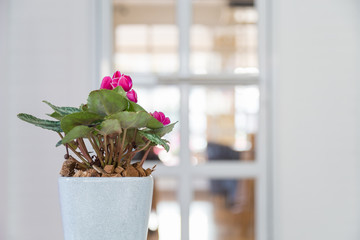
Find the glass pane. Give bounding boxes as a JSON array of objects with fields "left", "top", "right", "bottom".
[
  {"left": 113, "top": 0, "right": 178, "bottom": 73},
  {"left": 189, "top": 85, "right": 259, "bottom": 164},
  {"left": 134, "top": 86, "right": 180, "bottom": 166},
  {"left": 191, "top": 1, "right": 258, "bottom": 74},
  {"left": 190, "top": 178, "right": 255, "bottom": 240},
  {"left": 148, "top": 177, "right": 180, "bottom": 240}
]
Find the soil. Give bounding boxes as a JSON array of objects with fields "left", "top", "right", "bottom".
[{"left": 60, "top": 157, "right": 155, "bottom": 177}]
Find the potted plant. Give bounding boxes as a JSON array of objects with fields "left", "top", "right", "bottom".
[{"left": 17, "top": 71, "right": 177, "bottom": 240}]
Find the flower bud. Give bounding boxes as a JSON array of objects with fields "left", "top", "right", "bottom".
[
  {"left": 110, "top": 74, "right": 133, "bottom": 92},
  {"left": 100, "top": 76, "right": 113, "bottom": 90},
  {"left": 118, "top": 75, "right": 133, "bottom": 92},
  {"left": 126, "top": 89, "right": 138, "bottom": 103},
  {"left": 151, "top": 111, "right": 170, "bottom": 126},
  {"left": 112, "top": 71, "right": 121, "bottom": 79}
]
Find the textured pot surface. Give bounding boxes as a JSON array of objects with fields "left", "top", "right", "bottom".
[{"left": 58, "top": 176, "right": 153, "bottom": 240}]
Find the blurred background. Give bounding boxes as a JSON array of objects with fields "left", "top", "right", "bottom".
[{"left": 0, "top": 0, "right": 359, "bottom": 240}]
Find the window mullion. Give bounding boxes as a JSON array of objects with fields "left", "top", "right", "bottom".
[
  {"left": 177, "top": 0, "right": 192, "bottom": 240},
  {"left": 177, "top": 0, "right": 191, "bottom": 77},
  {"left": 179, "top": 82, "right": 192, "bottom": 240}
]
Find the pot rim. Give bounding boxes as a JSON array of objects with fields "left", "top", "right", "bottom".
[{"left": 58, "top": 175, "right": 153, "bottom": 183}]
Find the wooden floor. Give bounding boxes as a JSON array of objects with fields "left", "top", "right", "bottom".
[{"left": 148, "top": 179, "right": 255, "bottom": 240}]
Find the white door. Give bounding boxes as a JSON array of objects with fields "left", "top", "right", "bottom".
[{"left": 97, "top": 0, "right": 270, "bottom": 239}]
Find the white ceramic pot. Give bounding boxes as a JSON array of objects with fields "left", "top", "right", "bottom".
[{"left": 58, "top": 176, "right": 153, "bottom": 240}]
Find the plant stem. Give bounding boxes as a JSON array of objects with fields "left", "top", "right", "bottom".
[
  {"left": 97, "top": 135, "right": 103, "bottom": 150},
  {"left": 126, "top": 152, "right": 136, "bottom": 168},
  {"left": 88, "top": 136, "right": 104, "bottom": 167},
  {"left": 133, "top": 129, "right": 138, "bottom": 141},
  {"left": 134, "top": 141, "right": 151, "bottom": 155},
  {"left": 139, "top": 147, "right": 152, "bottom": 167},
  {"left": 77, "top": 138, "right": 93, "bottom": 163},
  {"left": 119, "top": 144, "right": 131, "bottom": 162},
  {"left": 125, "top": 141, "right": 151, "bottom": 167},
  {"left": 117, "top": 128, "right": 127, "bottom": 165},
  {"left": 57, "top": 133, "right": 91, "bottom": 168},
  {"left": 93, "top": 165, "right": 107, "bottom": 174},
  {"left": 76, "top": 161, "right": 89, "bottom": 169},
  {"left": 108, "top": 137, "right": 114, "bottom": 165},
  {"left": 68, "top": 145, "right": 91, "bottom": 168},
  {"left": 104, "top": 135, "right": 109, "bottom": 165}
]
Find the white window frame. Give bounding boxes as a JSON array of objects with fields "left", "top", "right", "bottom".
[{"left": 93, "top": 0, "right": 273, "bottom": 239}]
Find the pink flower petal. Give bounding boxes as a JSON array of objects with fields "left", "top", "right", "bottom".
[
  {"left": 151, "top": 111, "right": 171, "bottom": 126},
  {"left": 110, "top": 77, "right": 119, "bottom": 89},
  {"left": 163, "top": 117, "right": 170, "bottom": 125},
  {"left": 119, "top": 75, "right": 132, "bottom": 92},
  {"left": 100, "top": 76, "right": 113, "bottom": 90},
  {"left": 153, "top": 111, "right": 160, "bottom": 120},
  {"left": 113, "top": 71, "right": 121, "bottom": 78},
  {"left": 159, "top": 112, "right": 165, "bottom": 122},
  {"left": 126, "top": 89, "right": 138, "bottom": 103},
  {"left": 124, "top": 75, "right": 133, "bottom": 90}
]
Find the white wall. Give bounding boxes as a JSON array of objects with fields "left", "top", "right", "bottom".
[
  {"left": 0, "top": 0, "right": 10, "bottom": 239},
  {"left": 1, "top": 0, "right": 360, "bottom": 239},
  {"left": 271, "top": 0, "right": 360, "bottom": 240},
  {"left": 1, "top": 0, "right": 95, "bottom": 239}
]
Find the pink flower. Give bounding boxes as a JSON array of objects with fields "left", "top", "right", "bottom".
[
  {"left": 126, "top": 89, "right": 138, "bottom": 103},
  {"left": 113, "top": 70, "right": 121, "bottom": 79},
  {"left": 111, "top": 74, "right": 133, "bottom": 92},
  {"left": 100, "top": 76, "right": 113, "bottom": 90},
  {"left": 151, "top": 111, "right": 170, "bottom": 126},
  {"left": 100, "top": 71, "right": 133, "bottom": 92}
]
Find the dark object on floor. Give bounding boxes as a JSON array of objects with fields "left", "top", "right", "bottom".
[{"left": 207, "top": 142, "right": 241, "bottom": 208}]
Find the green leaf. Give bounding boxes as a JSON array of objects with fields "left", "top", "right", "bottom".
[
  {"left": 146, "top": 116, "right": 165, "bottom": 129},
  {"left": 60, "top": 112, "right": 103, "bottom": 134},
  {"left": 56, "top": 139, "right": 78, "bottom": 149},
  {"left": 99, "top": 119, "right": 122, "bottom": 135},
  {"left": 139, "top": 131, "right": 170, "bottom": 152},
  {"left": 124, "top": 128, "right": 145, "bottom": 146},
  {"left": 43, "top": 100, "right": 80, "bottom": 116},
  {"left": 17, "top": 113, "right": 62, "bottom": 132},
  {"left": 87, "top": 89, "right": 128, "bottom": 116},
  {"left": 80, "top": 104, "right": 88, "bottom": 111},
  {"left": 108, "top": 111, "right": 152, "bottom": 129},
  {"left": 113, "top": 86, "right": 127, "bottom": 96},
  {"left": 127, "top": 101, "right": 146, "bottom": 112},
  {"left": 47, "top": 112, "right": 63, "bottom": 120},
  {"left": 55, "top": 140, "right": 62, "bottom": 147},
  {"left": 149, "top": 121, "right": 178, "bottom": 137},
  {"left": 61, "top": 125, "right": 93, "bottom": 144},
  {"left": 112, "top": 86, "right": 146, "bottom": 112}
]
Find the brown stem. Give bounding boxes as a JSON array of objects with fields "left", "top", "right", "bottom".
[
  {"left": 88, "top": 136, "right": 104, "bottom": 167},
  {"left": 76, "top": 161, "right": 88, "bottom": 169},
  {"left": 121, "top": 144, "right": 131, "bottom": 157},
  {"left": 57, "top": 133, "right": 91, "bottom": 168},
  {"left": 126, "top": 152, "right": 136, "bottom": 168},
  {"left": 108, "top": 137, "right": 115, "bottom": 165},
  {"left": 117, "top": 128, "right": 127, "bottom": 165},
  {"left": 125, "top": 141, "right": 151, "bottom": 167},
  {"left": 139, "top": 147, "right": 152, "bottom": 167},
  {"left": 134, "top": 141, "right": 151, "bottom": 154},
  {"left": 114, "top": 133, "right": 121, "bottom": 156},
  {"left": 77, "top": 138, "right": 93, "bottom": 163},
  {"left": 133, "top": 129, "right": 138, "bottom": 141},
  {"left": 121, "top": 145, "right": 133, "bottom": 161},
  {"left": 93, "top": 165, "right": 107, "bottom": 174},
  {"left": 104, "top": 135, "right": 109, "bottom": 165},
  {"left": 65, "top": 144, "right": 69, "bottom": 156},
  {"left": 97, "top": 135, "right": 104, "bottom": 150},
  {"left": 68, "top": 145, "right": 91, "bottom": 168}
]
